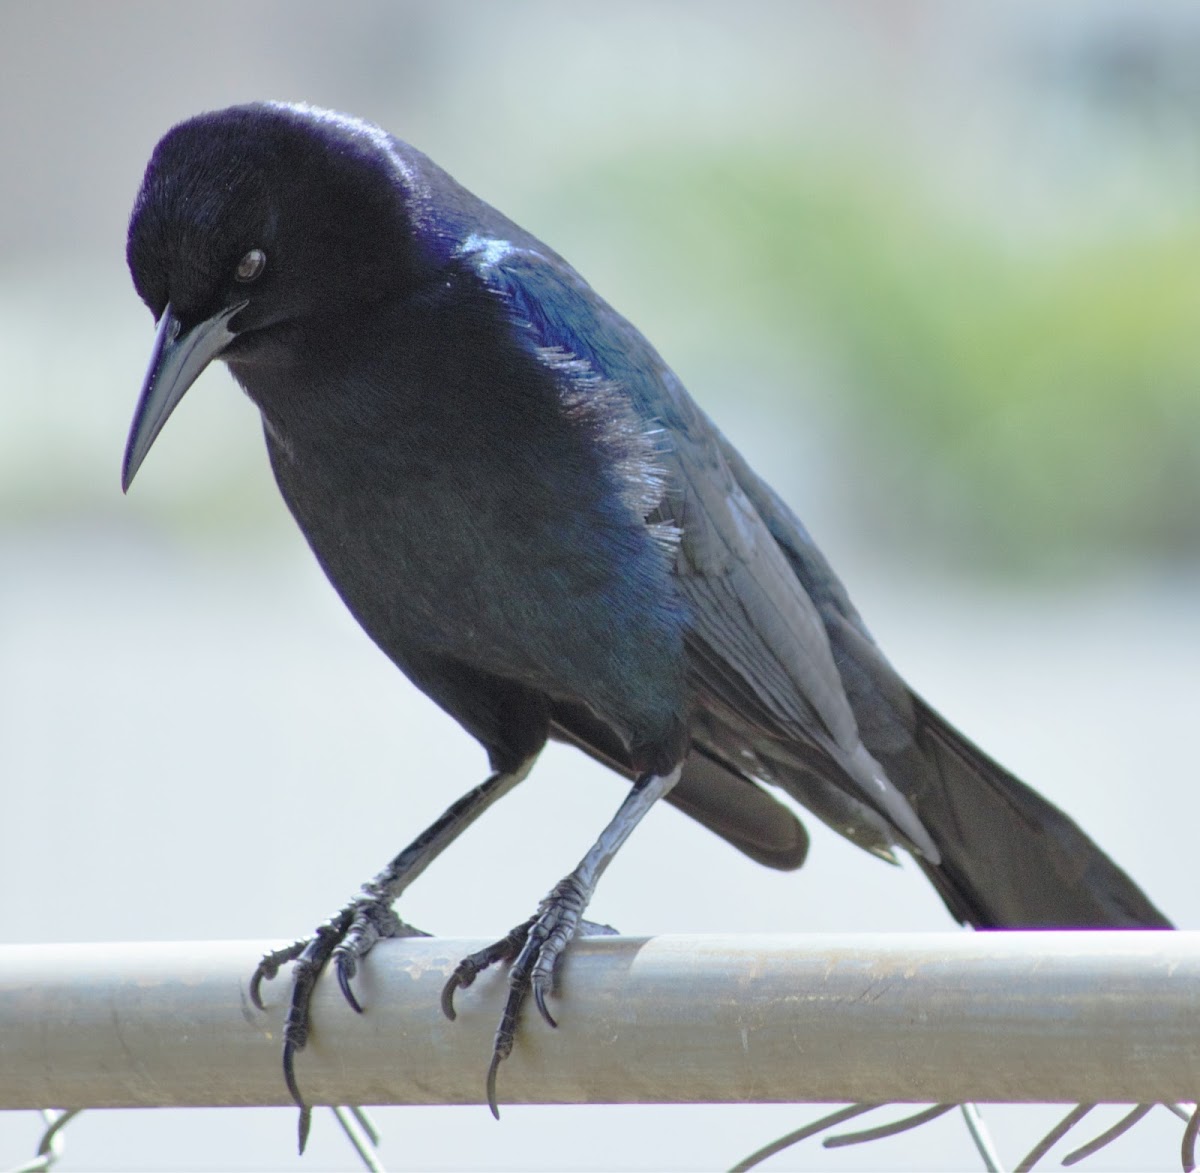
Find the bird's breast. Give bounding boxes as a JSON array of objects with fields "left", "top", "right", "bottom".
[{"left": 261, "top": 399, "right": 690, "bottom": 745}]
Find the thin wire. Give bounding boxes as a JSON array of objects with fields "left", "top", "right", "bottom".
[
  {"left": 1014, "top": 1103, "right": 1094, "bottom": 1173},
  {"left": 330, "top": 1106, "right": 385, "bottom": 1172},
  {"left": 959, "top": 1103, "right": 1006, "bottom": 1173},
  {"left": 823, "top": 1104, "right": 954, "bottom": 1147},
  {"left": 6, "top": 1109, "right": 82, "bottom": 1173},
  {"left": 1060, "top": 1104, "right": 1152, "bottom": 1167},
  {"left": 345, "top": 1105, "right": 381, "bottom": 1146},
  {"left": 1181, "top": 1103, "right": 1200, "bottom": 1173},
  {"left": 4, "top": 1100, "right": 1186, "bottom": 1172},
  {"left": 731, "top": 1103, "right": 990, "bottom": 1170},
  {"left": 728, "top": 1104, "right": 878, "bottom": 1172}
]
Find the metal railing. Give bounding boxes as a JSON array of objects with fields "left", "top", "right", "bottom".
[{"left": 2, "top": 932, "right": 1198, "bottom": 1168}]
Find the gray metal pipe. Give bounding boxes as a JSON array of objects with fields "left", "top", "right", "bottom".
[{"left": 0, "top": 933, "right": 1197, "bottom": 1110}]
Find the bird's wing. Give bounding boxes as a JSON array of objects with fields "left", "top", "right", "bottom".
[
  {"left": 468, "top": 238, "right": 936, "bottom": 859},
  {"left": 656, "top": 382, "right": 937, "bottom": 860},
  {"left": 716, "top": 436, "right": 1173, "bottom": 927}
]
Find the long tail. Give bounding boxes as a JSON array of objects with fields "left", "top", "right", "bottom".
[
  {"left": 717, "top": 431, "right": 1172, "bottom": 930},
  {"left": 890, "top": 693, "right": 1171, "bottom": 928}
]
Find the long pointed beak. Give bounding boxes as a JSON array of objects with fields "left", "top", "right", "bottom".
[{"left": 121, "top": 300, "right": 247, "bottom": 491}]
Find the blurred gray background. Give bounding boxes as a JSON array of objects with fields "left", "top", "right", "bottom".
[{"left": 1, "top": 2, "right": 1197, "bottom": 1170}]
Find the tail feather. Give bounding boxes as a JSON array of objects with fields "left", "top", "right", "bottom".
[
  {"left": 901, "top": 695, "right": 1172, "bottom": 928},
  {"left": 669, "top": 746, "right": 811, "bottom": 871},
  {"left": 717, "top": 432, "right": 1171, "bottom": 930},
  {"left": 550, "top": 703, "right": 811, "bottom": 872},
  {"left": 814, "top": 590, "right": 1172, "bottom": 928}
]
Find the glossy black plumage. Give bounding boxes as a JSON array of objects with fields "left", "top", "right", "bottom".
[{"left": 124, "top": 102, "right": 1171, "bottom": 1135}]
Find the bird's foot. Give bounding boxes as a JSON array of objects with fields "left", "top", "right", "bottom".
[
  {"left": 441, "top": 876, "right": 601, "bottom": 1118},
  {"left": 250, "top": 895, "right": 428, "bottom": 1152}
]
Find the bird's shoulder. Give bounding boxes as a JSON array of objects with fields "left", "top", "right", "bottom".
[{"left": 444, "top": 231, "right": 853, "bottom": 743}]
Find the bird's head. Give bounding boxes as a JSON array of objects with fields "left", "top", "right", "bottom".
[{"left": 122, "top": 102, "right": 418, "bottom": 490}]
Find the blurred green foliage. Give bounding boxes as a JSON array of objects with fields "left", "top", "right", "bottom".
[
  {"left": 556, "top": 148, "right": 1200, "bottom": 574},
  {"left": 16, "top": 138, "right": 1197, "bottom": 578}
]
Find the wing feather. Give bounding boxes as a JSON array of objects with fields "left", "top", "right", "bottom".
[{"left": 472, "top": 238, "right": 937, "bottom": 860}]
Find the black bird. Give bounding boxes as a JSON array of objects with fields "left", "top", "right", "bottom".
[{"left": 123, "top": 102, "right": 1172, "bottom": 1140}]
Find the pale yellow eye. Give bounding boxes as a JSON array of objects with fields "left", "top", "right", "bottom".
[{"left": 235, "top": 248, "right": 266, "bottom": 283}]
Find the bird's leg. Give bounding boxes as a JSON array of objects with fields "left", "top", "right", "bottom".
[
  {"left": 442, "top": 765, "right": 682, "bottom": 1117},
  {"left": 250, "top": 756, "right": 536, "bottom": 1151}
]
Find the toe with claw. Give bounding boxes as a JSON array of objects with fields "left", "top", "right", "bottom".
[
  {"left": 442, "top": 876, "right": 590, "bottom": 1117},
  {"left": 249, "top": 897, "right": 426, "bottom": 1152}
]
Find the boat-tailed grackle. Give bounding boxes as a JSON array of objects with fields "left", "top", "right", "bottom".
[{"left": 123, "top": 102, "right": 1172, "bottom": 1148}]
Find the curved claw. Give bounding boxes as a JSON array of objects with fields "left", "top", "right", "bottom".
[
  {"left": 282, "top": 1038, "right": 304, "bottom": 1109},
  {"left": 441, "top": 973, "right": 463, "bottom": 1021},
  {"left": 486, "top": 1051, "right": 503, "bottom": 1119},
  {"left": 336, "top": 954, "right": 364, "bottom": 1013},
  {"left": 297, "top": 1104, "right": 312, "bottom": 1155},
  {"left": 249, "top": 967, "right": 270, "bottom": 1011},
  {"left": 250, "top": 939, "right": 308, "bottom": 1010},
  {"left": 443, "top": 924, "right": 535, "bottom": 1022},
  {"left": 533, "top": 978, "right": 557, "bottom": 1028}
]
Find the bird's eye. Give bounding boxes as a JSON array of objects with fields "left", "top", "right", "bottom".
[{"left": 235, "top": 248, "right": 267, "bottom": 283}]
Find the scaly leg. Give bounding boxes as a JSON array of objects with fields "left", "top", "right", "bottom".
[
  {"left": 442, "top": 765, "right": 682, "bottom": 1116},
  {"left": 252, "top": 756, "right": 537, "bottom": 1150}
]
